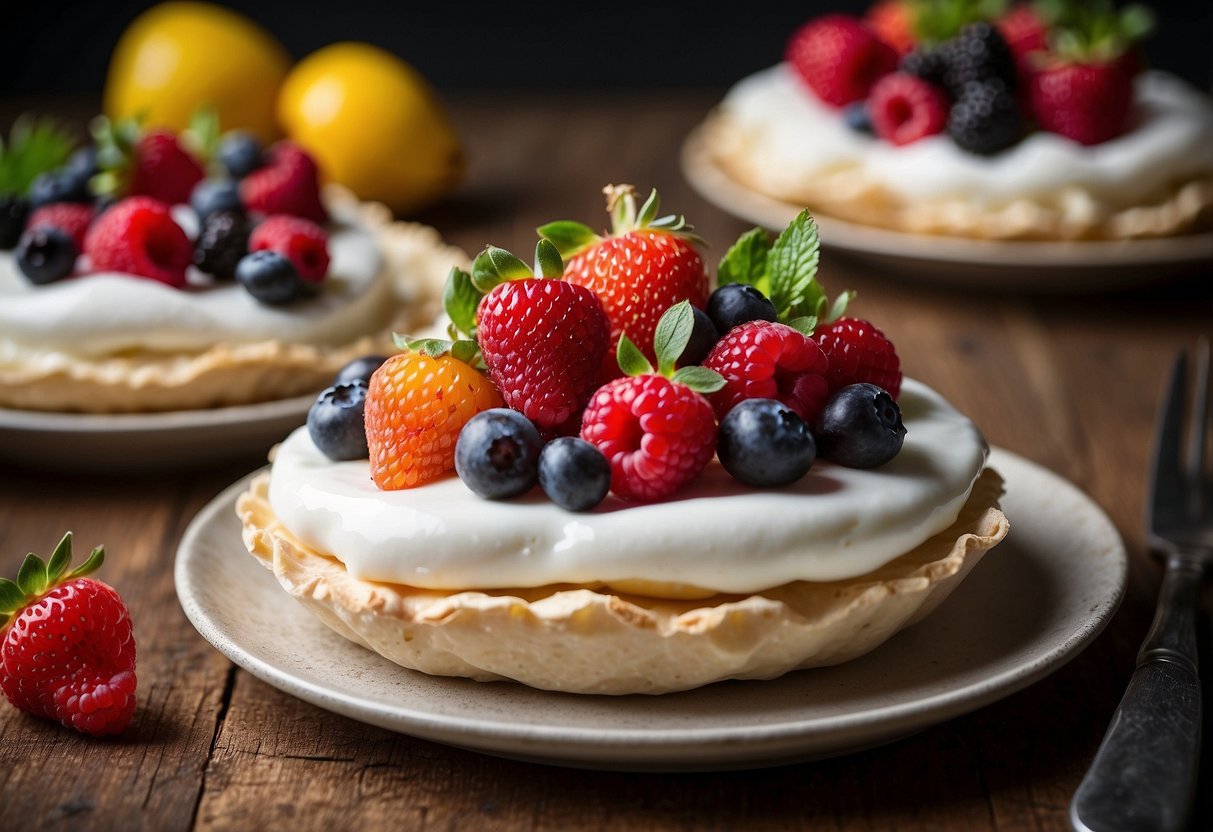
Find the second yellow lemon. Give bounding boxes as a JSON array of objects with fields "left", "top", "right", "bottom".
[{"left": 279, "top": 43, "right": 464, "bottom": 216}]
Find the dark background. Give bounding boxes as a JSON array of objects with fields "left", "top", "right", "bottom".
[{"left": 2, "top": 0, "right": 1210, "bottom": 95}]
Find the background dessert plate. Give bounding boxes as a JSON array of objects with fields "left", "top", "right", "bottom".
[
  {"left": 0, "top": 395, "right": 311, "bottom": 472},
  {"left": 682, "top": 128, "right": 1213, "bottom": 291},
  {"left": 176, "top": 447, "right": 1126, "bottom": 771}
]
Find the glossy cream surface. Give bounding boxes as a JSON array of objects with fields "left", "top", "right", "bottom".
[{"left": 267, "top": 379, "right": 988, "bottom": 593}]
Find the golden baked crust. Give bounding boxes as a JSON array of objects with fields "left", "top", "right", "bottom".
[
  {"left": 0, "top": 186, "right": 465, "bottom": 413},
  {"left": 704, "top": 111, "right": 1213, "bottom": 242},
  {"left": 236, "top": 468, "right": 1009, "bottom": 695}
]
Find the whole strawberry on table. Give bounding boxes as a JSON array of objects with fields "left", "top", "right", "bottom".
[{"left": 0, "top": 533, "right": 137, "bottom": 736}]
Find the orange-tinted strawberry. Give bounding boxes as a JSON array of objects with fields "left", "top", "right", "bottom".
[
  {"left": 364, "top": 349, "right": 503, "bottom": 490},
  {"left": 539, "top": 185, "right": 708, "bottom": 383},
  {"left": 865, "top": 0, "right": 917, "bottom": 56}
]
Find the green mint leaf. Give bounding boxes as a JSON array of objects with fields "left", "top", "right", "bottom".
[
  {"left": 537, "top": 221, "right": 600, "bottom": 258},
  {"left": 450, "top": 340, "right": 481, "bottom": 366},
  {"left": 46, "top": 532, "right": 73, "bottom": 583},
  {"left": 407, "top": 338, "right": 454, "bottom": 357},
  {"left": 653, "top": 301, "right": 695, "bottom": 377},
  {"left": 67, "top": 546, "right": 104, "bottom": 580},
  {"left": 785, "top": 316, "right": 817, "bottom": 336},
  {"left": 825, "top": 290, "right": 855, "bottom": 325},
  {"left": 636, "top": 188, "right": 660, "bottom": 227},
  {"left": 671, "top": 366, "right": 726, "bottom": 394},
  {"left": 471, "top": 246, "right": 532, "bottom": 293},
  {"left": 616, "top": 333, "right": 654, "bottom": 377},
  {"left": 534, "top": 239, "right": 564, "bottom": 279},
  {"left": 16, "top": 554, "right": 47, "bottom": 597},
  {"left": 443, "top": 267, "right": 482, "bottom": 337},
  {"left": 185, "top": 106, "right": 221, "bottom": 161},
  {"left": 717, "top": 227, "right": 772, "bottom": 290},
  {"left": 0, "top": 578, "right": 27, "bottom": 614},
  {"left": 768, "top": 210, "right": 823, "bottom": 321}
]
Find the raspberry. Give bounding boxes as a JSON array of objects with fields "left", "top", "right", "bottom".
[
  {"left": 84, "top": 196, "right": 192, "bottom": 288},
  {"left": 249, "top": 215, "right": 329, "bottom": 282},
  {"left": 364, "top": 351, "right": 504, "bottom": 490},
  {"left": 127, "top": 130, "right": 206, "bottom": 206},
  {"left": 476, "top": 278, "right": 610, "bottom": 430},
  {"left": 25, "top": 202, "right": 94, "bottom": 250},
  {"left": 813, "top": 317, "right": 902, "bottom": 399},
  {"left": 1029, "top": 60, "right": 1134, "bottom": 146},
  {"left": 786, "top": 14, "right": 899, "bottom": 107},
  {"left": 580, "top": 374, "right": 717, "bottom": 503},
  {"left": 948, "top": 79, "right": 1023, "bottom": 155},
  {"left": 240, "top": 141, "right": 327, "bottom": 223},
  {"left": 869, "top": 73, "right": 950, "bottom": 146},
  {"left": 701, "top": 320, "right": 831, "bottom": 423}
]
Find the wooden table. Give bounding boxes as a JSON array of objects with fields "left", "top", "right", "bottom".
[{"left": 2, "top": 91, "right": 1211, "bottom": 830}]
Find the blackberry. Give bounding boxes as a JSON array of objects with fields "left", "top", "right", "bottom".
[
  {"left": 194, "top": 210, "right": 251, "bottom": 280},
  {"left": 900, "top": 49, "right": 947, "bottom": 87},
  {"left": 843, "top": 101, "right": 875, "bottom": 135},
  {"left": 948, "top": 80, "right": 1023, "bottom": 155},
  {"left": 939, "top": 22, "right": 1017, "bottom": 98},
  {"left": 0, "top": 193, "right": 29, "bottom": 250}
]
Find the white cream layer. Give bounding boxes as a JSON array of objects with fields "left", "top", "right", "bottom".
[
  {"left": 720, "top": 65, "right": 1213, "bottom": 208},
  {"left": 267, "top": 379, "right": 988, "bottom": 593},
  {"left": 0, "top": 203, "right": 388, "bottom": 359}
]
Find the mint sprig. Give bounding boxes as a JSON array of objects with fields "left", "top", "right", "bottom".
[
  {"left": 0, "top": 116, "right": 77, "bottom": 196},
  {"left": 616, "top": 301, "right": 726, "bottom": 394}
]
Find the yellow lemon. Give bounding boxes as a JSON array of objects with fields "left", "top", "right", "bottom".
[
  {"left": 278, "top": 42, "right": 463, "bottom": 216},
  {"left": 105, "top": 2, "right": 290, "bottom": 143}
]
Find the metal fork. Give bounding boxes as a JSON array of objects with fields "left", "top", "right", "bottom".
[{"left": 1070, "top": 342, "right": 1210, "bottom": 832}]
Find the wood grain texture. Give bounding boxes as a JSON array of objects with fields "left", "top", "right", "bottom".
[{"left": 2, "top": 90, "right": 1212, "bottom": 830}]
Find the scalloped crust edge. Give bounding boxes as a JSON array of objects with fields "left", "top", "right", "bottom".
[
  {"left": 236, "top": 468, "right": 1010, "bottom": 695},
  {"left": 0, "top": 185, "right": 467, "bottom": 413}
]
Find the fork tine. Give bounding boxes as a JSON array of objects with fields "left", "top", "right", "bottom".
[{"left": 1147, "top": 350, "right": 1188, "bottom": 540}]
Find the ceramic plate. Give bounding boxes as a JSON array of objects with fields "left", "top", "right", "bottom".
[
  {"left": 175, "top": 447, "right": 1125, "bottom": 771},
  {"left": 0, "top": 395, "right": 313, "bottom": 472},
  {"left": 681, "top": 127, "right": 1213, "bottom": 290}
]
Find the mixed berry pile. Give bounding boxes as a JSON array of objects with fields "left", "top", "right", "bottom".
[
  {"left": 788, "top": 0, "right": 1153, "bottom": 153},
  {"left": 0, "top": 114, "right": 332, "bottom": 304},
  {"left": 307, "top": 186, "right": 908, "bottom": 512}
]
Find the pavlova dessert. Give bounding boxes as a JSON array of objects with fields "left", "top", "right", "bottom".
[
  {"left": 238, "top": 187, "right": 1008, "bottom": 695},
  {"left": 0, "top": 115, "right": 459, "bottom": 412},
  {"left": 702, "top": 0, "right": 1213, "bottom": 240}
]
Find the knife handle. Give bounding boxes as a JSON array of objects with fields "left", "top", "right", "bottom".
[{"left": 1069, "top": 556, "right": 1203, "bottom": 832}]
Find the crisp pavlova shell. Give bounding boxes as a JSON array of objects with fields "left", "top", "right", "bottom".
[
  {"left": 0, "top": 186, "right": 466, "bottom": 413},
  {"left": 703, "top": 111, "right": 1213, "bottom": 242},
  {"left": 236, "top": 468, "right": 1009, "bottom": 695}
]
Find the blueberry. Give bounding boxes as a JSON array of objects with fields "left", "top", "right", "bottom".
[
  {"left": 190, "top": 179, "right": 243, "bottom": 221},
  {"left": 307, "top": 382, "right": 370, "bottom": 460},
  {"left": 843, "top": 101, "right": 874, "bottom": 135},
  {"left": 217, "top": 131, "right": 264, "bottom": 179},
  {"left": 194, "top": 210, "right": 251, "bottom": 280},
  {"left": 455, "top": 408, "right": 542, "bottom": 500},
  {"left": 333, "top": 355, "right": 389, "bottom": 387},
  {"left": 814, "top": 383, "right": 906, "bottom": 468},
  {"left": 679, "top": 306, "right": 719, "bottom": 366},
  {"left": 66, "top": 145, "right": 99, "bottom": 181},
  {"left": 15, "top": 227, "right": 77, "bottom": 285},
  {"left": 716, "top": 398, "right": 815, "bottom": 487},
  {"left": 538, "top": 437, "right": 612, "bottom": 511},
  {"left": 707, "top": 284, "right": 777, "bottom": 336},
  {"left": 236, "top": 250, "right": 301, "bottom": 305},
  {"left": 0, "top": 193, "right": 29, "bottom": 250},
  {"left": 28, "top": 168, "right": 91, "bottom": 209}
]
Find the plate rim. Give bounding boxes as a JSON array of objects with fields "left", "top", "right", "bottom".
[
  {"left": 0, "top": 393, "right": 315, "bottom": 435},
  {"left": 175, "top": 447, "right": 1127, "bottom": 760}
]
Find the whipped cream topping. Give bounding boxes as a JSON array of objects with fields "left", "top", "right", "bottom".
[
  {"left": 720, "top": 65, "right": 1213, "bottom": 208},
  {"left": 267, "top": 379, "right": 989, "bottom": 593},
  {"left": 0, "top": 203, "right": 388, "bottom": 358}
]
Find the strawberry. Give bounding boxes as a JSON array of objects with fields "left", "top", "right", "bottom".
[
  {"left": 84, "top": 196, "right": 192, "bottom": 287},
  {"left": 785, "top": 14, "right": 898, "bottom": 107},
  {"left": 997, "top": 4, "right": 1048, "bottom": 68},
  {"left": 814, "top": 317, "right": 902, "bottom": 399},
  {"left": 92, "top": 117, "right": 205, "bottom": 206},
  {"left": 364, "top": 344, "right": 503, "bottom": 491},
  {"left": 249, "top": 215, "right": 330, "bottom": 283},
  {"left": 26, "top": 202, "right": 95, "bottom": 250},
  {"left": 865, "top": 0, "right": 917, "bottom": 56},
  {"left": 868, "top": 73, "right": 950, "bottom": 146},
  {"left": 703, "top": 321, "right": 831, "bottom": 423},
  {"left": 0, "top": 533, "right": 136, "bottom": 736},
  {"left": 580, "top": 302, "right": 724, "bottom": 502},
  {"left": 240, "top": 142, "right": 327, "bottom": 224},
  {"left": 538, "top": 185, "right": 708, "bottom": 383},
  {"left": 463, "top": 242, "right": 610, "bottom": 430}
]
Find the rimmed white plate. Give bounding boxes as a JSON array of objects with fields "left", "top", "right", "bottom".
[
  {"left": 175, "top": 447, "right": 1125, "bottom": 771},
  {"left": 0, "top": 394, "right": 312, "bottom": 472},
  {"left": 681, "top": 127, "right": 1213, "bottom": 290}
]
